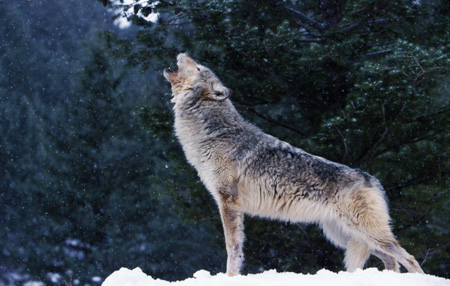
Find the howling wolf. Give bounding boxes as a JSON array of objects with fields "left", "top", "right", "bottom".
[{"left": 163, "top": 53, "right": 424, "bottom": 276}]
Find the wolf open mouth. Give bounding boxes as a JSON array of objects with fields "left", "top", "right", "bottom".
[{"left": 165, "top": 67, "right": 177, "bottom": 73}]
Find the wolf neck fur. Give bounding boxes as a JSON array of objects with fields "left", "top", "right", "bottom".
[
  {"left": 174, "top": 90, "right": 249, "bottom": 138},
  {"left": 173, "top": 89, "right": 262, "bottom": 173}
]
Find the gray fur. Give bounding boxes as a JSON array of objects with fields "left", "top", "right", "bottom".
[{"left": 164, "top": 53, "right": 424, "bottom": 276}]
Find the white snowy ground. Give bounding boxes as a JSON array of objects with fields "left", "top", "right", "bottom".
[{"left": 102, "top": 267, "right": 449, "bottom": 286}]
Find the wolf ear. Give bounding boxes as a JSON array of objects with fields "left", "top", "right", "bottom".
[{"left": 209, "top": 81, "right": 232, "bottom": 101}]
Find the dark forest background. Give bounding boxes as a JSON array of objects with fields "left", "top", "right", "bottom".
[{"left": 0, "top": 0, "right": 448, "bottom": 285}]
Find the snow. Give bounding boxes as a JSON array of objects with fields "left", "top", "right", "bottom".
[
  {"left": 110, "top": 0, "right": 159, "bottom": 29},
  {"left": 23, "top": 282, "right": 44, "bottom": 286},
  {"left": 102, "top": 267, "right": 450, "bottom": 286},
  {"left": 46, "top": 272, "right": 62, "bottom": 284}
]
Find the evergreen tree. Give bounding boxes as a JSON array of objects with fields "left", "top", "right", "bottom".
[
  {"left": 26, "top": 43, "right": 222, "bottom": 283},
  {"left": 0, "top": 3, "right": 59, "bottom": 281}
]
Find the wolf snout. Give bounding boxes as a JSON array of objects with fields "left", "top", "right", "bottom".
[{"left": 163, "top": 67, "right": 177, "bottom": 82}]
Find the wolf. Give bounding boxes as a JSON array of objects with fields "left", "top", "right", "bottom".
[{"left": 163, "top": 53, "right": 424, "bottom": 276}]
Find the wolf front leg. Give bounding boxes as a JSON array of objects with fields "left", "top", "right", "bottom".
[{"left": 218, "top": 197, "right": 245, "bottom": 276}]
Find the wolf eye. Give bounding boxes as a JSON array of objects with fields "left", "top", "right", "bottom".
[{"left": 197, "top": 67, "right": 200, "bottom": 71}]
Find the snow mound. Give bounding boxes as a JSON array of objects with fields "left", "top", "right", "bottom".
[{"left": 102, "top": 267, "right": 449, "bottom": 286}]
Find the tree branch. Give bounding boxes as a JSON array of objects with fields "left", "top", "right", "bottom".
[
  {"left": 394, "top": 209, "right": 430, "bottom": 232},
  {"left": 372, "top": 129, "right": 446, "bottom": 159},
  {"left": 420, "top": 243, "right": 450, "bottom": 267},
  {"left": 355, "top": 49, "right": 393, "bottom": 62},
  {"left": 388, "top": 171, "right": 450, "bottom": 193},
  {"left": 296, "top": 38, "right": 325, "bottom": 43},
  {"left": 244, "top": 106, "right": 308, "bottom": 136},
  {"left": 284, "top": 6, "right": 326, "bottom": 31},
  {"left": 343, "top": 18, "right": 389, "bottom": 32},
  {"left": 412, "top": 106, "right": 450, "bottom": 123},
  {"left": 335, "top": 127, "right": 349, "bottom": 164},
  {"left": 353, "top": 103, "right": 389, "bottom": 165}
]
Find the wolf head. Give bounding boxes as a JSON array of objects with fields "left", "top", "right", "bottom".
[{"left": 164, "top": 53, "right": 232, "bottom": 103}]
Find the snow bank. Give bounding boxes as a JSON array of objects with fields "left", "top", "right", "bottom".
[{"left": 102, "top": 267, "right": 449, "bottom": 286}]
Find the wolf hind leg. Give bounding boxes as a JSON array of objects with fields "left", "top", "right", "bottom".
[
  {"left": 372, "top": 249, "right": 399, "bottom": 272},
  {"left": 323, "top": 220, "right": 402, "bottom": 272},
  {"left": 345, "top": 239, "right": 371, "bottom": 272},
  {"left": 343, "top": 187, "right": 424, "bottom": 273},
  {"left": 321, "top": 220, "right": 349, "bottom": 249},
  {"left": 321, "top": 221, "right": 370, "bottom": 271},
  {"left": 344, "top": 237, "right": 402, "bottom": 272},
  {"left": 370, "top": 239, "right": 424, "bottom": 273}
]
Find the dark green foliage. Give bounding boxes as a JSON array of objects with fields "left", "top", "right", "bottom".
[{"left": 1, "top": 0, "right": 449, "bottom": 284}]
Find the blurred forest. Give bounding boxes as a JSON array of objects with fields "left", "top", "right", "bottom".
[{"left": 0, "top": 0, "right": 448, "bottom": 285}]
